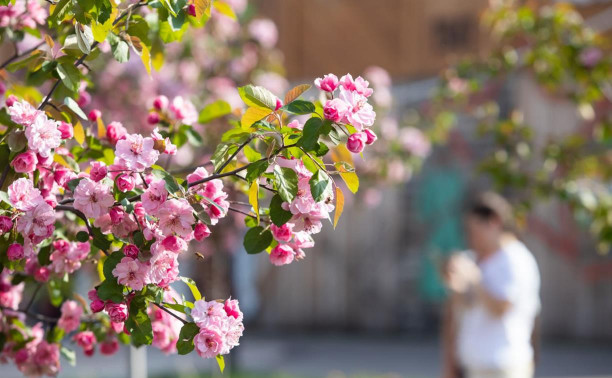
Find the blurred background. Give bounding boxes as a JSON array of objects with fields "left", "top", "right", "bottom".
[{"left": 3, "top": 0, "right": 612, "bottom": 377}]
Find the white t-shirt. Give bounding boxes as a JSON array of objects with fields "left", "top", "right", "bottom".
[{"left": 457, "top": 240, "right": 541, "bottom": 369}]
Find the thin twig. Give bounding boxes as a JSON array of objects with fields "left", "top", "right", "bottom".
[
  {"left": 215, "top": 136, "right": 254, "bottom": 174},
  {"left": 153, "top": 303, "right": 187, "bottom": 324},
  {"left": 228, "top": 207, "right": 257, "bottom": 220},
  {"left": 0, "top": 165, "right": 10, "bottom": 189},
  {"left": 25, "top": 284, "right": 43, "bottom": 312}
]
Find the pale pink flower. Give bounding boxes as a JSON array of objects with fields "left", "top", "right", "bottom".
[
  {"left": 11, "top": 150, "right": 38, "bottom": 173},
  {"left": 339, "top": 88, "right": 376, "bottom": 130},
  {"left": 25, "top": 113, "right": 62, "bottom": 157},
  {"left": 8, "top": 99, "right": 41, "bottom": 126},
  {"left": 106, "top": 121, "right": 127, "bottom": 145},
  {"left": 141, "top": 179, "right": 168, "bottom": 214},
  {"left": 112, "top": 257, "right": 148, "bottom": 290},
  {"left": 157, "top": 198, "right": 195, "bottom": 237},
  {"left": 58, "top": 300, "right": 83, "bottom": 333},
  {"left": 399, "top": 127, "right": 431, "bottom": 158},
  {"left": 0, "top": 272, "right": 24, "bottom": 310},
  {"left": 186, "top": 167, "right": 209, "bottom": 183},
  {"left": 30, "top": 341, "right": 60, "bottom": 377},
  {"left": 323, "top": 98, "right": 349, "bottom": 122},
  {"left": 191, "top": 299, "right": 226, "bottom": 328},
  {"left": 148, "top": 250, "right": 179, "bottom": 287},
  {"left": 292, "top": 231, "right": 315, "bottom": 249},
  {"left": 169, "top": 96, "right": 198, "bottom": 125},
  {"left": 89, "top": 161, "right": 108, "bottom": 182},
  {"left": 248, "top": 19, "right": 278, "bottom": 49},
  {"left": 346, "top": 131, "right": 367, "bottom": 153},
  {"left": 115, "top": 133, "right": 160, "bottom": 171},
  {"left": 16, "top": 200, "right": 55, "bottom": 239},
  {"left": 151, "top": 128, "right": 177, "bottom": 155},
  {"left": 105, "top": 302, "right": 128, "bottom": 323},
  {"left": 288, "top": 177, "right": 317, "bottom": 214},
  {"left": 270, "top": 244, "right": 295, "bottom": 266},
  {"left": 271, "top": 223, "right": 293, "bottom": 242},
  {"left": 194, "top": 327, "right": 225, "bottom": 359},
  {"left": 73, "top": 178, "right": 115, "bottom": 219},
  {"left": 287, "top": 120, "right": 303, "bottom": 130},
  {"left": 339, "top": 74, "right": 373, "bottom": 97},
  {"left": 8, "top": 177, "right": 42, "bottom": 211}
]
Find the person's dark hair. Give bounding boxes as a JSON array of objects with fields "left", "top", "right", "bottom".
[{"left": 467, "top": 191, "right": 514, "bottom": 230}]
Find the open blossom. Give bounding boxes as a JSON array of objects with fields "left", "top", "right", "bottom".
[
  {"left": 106, "top": 121, "right": 127, "bottom": 145},
  {"left": 22, "top": 341, "right": 60, "bottom": 377},
  {"left": 73, "top": 331, "right": 96, "bottom": 355},
  {"left": 169, "top": 96, "right": 198, "bottom": 125},
  {"left": 73, "top": 178, "right": 115, "bottom": 219},
  {"left": 115, "top": 133, "right": 160, "bottom": 171},
  {"left": 16, "top": 200, "right": 55, "bottom": 239},
  {"left": 148, "top": 250, "right": 179, "bottom": 287},
  {"left": 338, "top": 88, "right": 376, "bottom": 130},
  {"left": 25, "top": 113, "right": 62, "bottom": 157},
  {"left": 270, "top": 244, "right": 295, "bottom": 266},
  {"left": 0, "top": 272, "right": 23, "bottom": 310},
  {"left": 194, "top": 327, "right": 225, "bottom": 359},
  {"left": 9, "top": 177, "right": 42, "bottom": 211},
  {"left": 194, "top": 223, "right": 211, "bottom": 241},
  {"left": 0, "top": 215, "right": 12, "bottom": 233},
  {"left": 58, "top": 300, "right": 83, "bottom": 333},
  {"left": 157, "top": 198, "right": 195, "bottom": 237},
  {"left": 323, "top": 98, "right": 349, "bottom": 122},
  {"left": 141, "top": 179, "right": 168, "bottom": 214},
  {"left": 191, "top": 300, "right": 226, "bottom": 328},
  {"left": 248, "top": 18, "right": 278, "bottom": 49},
  {"left": 112, "top": 257, "right": 148, "bottom": 290},
  {"left": 89, "top": 161, "right": 108, "bottom": 182},
  {"left": 105, "top": 302, "right": 128, "bottom": 323},
  {"left": 8, "top": 99, "right": 40, "bottom": 126},
  {"left": 50, "top": 241, "right": 90, "bottom": 274},
  {"left": 271, "top": 223, "right": 293, "bottom": 242},
  {"left": 339, "top": 74, "right": 373, "bottom": 97},
  {"left": 224, "top": 298, "right": 243, "bottom": 321}
]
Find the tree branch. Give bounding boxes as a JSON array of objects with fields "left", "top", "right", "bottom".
[
  {"left": 0, "top": 41, "right": 45, "bottom": 70},
  {"left": 153, "top": 303, "right": 187, "bottom": 324},
  {"left": 215, "top": 136, "right": 254, "bottom": 174}
]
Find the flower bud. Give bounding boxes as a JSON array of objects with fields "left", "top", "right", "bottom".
[
  {"left": 187, "top": 3, "right": 196, "bottom": 16},
  {"left": 123, "top": 244, "right": 140, "bottom": 259},
  {"left": 10, "top": 150, "right": 38, "bottom": 173},
  {"left": 147, "top": 112, "right": 161, "bottom": 125},
  {"left": 161, "top": 235, "right": 186, "bottom": 252},
  {"left": 275, "top": 98, "right": 283, "bottom": 111},
  {"left": 346, "top": 132, "right": 367, "bottom": 154},
  {"left": 194, "top": 223, "right": 211, "bottom": 241},
  {"left": 7, "top": 243, "right": 24, "bottom": 261},
  {"left": 5, "top": 95, "right": 17, "bottom": 107},
  {"left": 90, "top": 162, "right": 107, "bottom": 182},
  {"left": 34, "top": 266, "right": 50, "bottom": 282},
  {"left": 323, "top": 98, "right": 348, "bottom": 122},
  {"left": 88, "top": 109, "right": 101, "bottom": 122},
  {"left": 109, "top": 207, "right": 126, "bottom": 225},
  {"left": 116, "top": 174, "right": 135, "bottom": 192},
  {"left": 364, "top": 128, "right": 377, "bottom": 145},
  {"left": 58, "top": 121, "right": 74, "bottom": 139},
  {"left": 153, "top": 95, "right": 169, "bottom": 111},
  {"left": 105, "top": 302, "right": 128, "bottom": 323},
  {"left": 100, "top": 339, "right": 119, "bottom": 355},
  {"left": 314, "top": 74, "right": 339, "bottom": 92}
]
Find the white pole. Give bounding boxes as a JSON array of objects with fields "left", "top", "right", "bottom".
[{"left": 130, "top": 346, "right": 147, "bottom": 378}]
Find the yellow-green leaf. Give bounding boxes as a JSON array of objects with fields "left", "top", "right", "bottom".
[
  {"left": 140, "top": 43, "right": 152, "bottom": 76},
  {"left": 336, "top": 163, "right": 359, "bottom": 194},
  {"left": 216, "top": 355, "right": 225, "bottom": 373},
  {"left": 53, "top": 154, "right": 70, "bottom": 169},
  {"left": 333, "top": 186, "right": 344, "bottom": 228},
  {"left": 213, "top": 0, "right": 236, "bottom": 20},
  {"left": 73, "top": 121, "right": 85, "bottom": 145},
  {"left": 194, "top": 0, "right": 212, "bottom": 18},
  {"left": 241, "top": 107, "right": 270, "bottom": 130},
  {"left": 91, "top": 9, "right": 117, "bottom": 43},
  {"left": 249, "top": 181, "right": 259, "bottom": 224},
  {"left": 96, "top": 118, "right": 106, "bottom": 139}
]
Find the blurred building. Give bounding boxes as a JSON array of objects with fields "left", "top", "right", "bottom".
[{"left": 249, "top": 0, "right": 612, "bottom": 340}]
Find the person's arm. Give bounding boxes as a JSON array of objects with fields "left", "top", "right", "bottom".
[{"left": 441, "top": 297, "right": 461, "bottom": 378}]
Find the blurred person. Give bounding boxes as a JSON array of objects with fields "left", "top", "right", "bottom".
[{"left": 442, "top": 192, "right": 540, "bottom": 378}]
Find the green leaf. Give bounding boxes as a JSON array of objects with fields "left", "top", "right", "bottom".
[
  {"left": 160, "top": 0, "right": 178, "bottom": 17},
  {"left": 49, "top": 0, "right": 71, "bottom": 27},
  {"left": 103, "top": 251, "right": 124, "bottom": 278},
  {"left": 92, "top": 228, "right": 112, "bottom": 252},
  {"left": 282, "top": 100, "right": 315, "bottom": 115},
  {"left": 151, "top": 167, "right": 181, "bottom": 194},
  {"left": 273, "top": 165, "right": 298, "bottom": 203},
  {"left": 182, "top": 125, "right": 203, "bottom": 146},
  {"left": 309, "top": 169, "right": 333, "bottom": 202},
  {"left": 210, "top": 143, "right": 232, "bottom": 171},
  {"left": 56, "top": 63, "right": 81, "bottom": 93},
  {"left": 37, "top": 245, "right": 52, "bottom": 266},
  {"left": 125, "top": 295, "right": 153, "bottom": 347},
  {"left": 269, "top": 194, "right": 293, "bottom": 226},
  {"left": 60, "top": 346, "right": 76, "bottom": 366},
  {"left": 216, "top": 355, "right": 225, "bottom": 373},
  {"left": 179, "top": 276, "right": 202, "bottom": 301},
  {"left": 238, "top": 85, "right": 277, "bottom": 110},
  {"left": 108, "top": 34, "right": 130, "bottom": 63},
  {"left": 245, "top": 160, "right": 269, "bottom": 182},
  {"left": 97, "top": 278, "right": 124, "bottom": 303},
  {"left": 75, "top": 23, "right": 94, "bottom": 54},
  {"left": 198, "top": 100, "right": 232, "bottom": 123},
  {"left": 67, "top": 178, "right": 84, "bottom": 192},
  {"left": 243, "top": 226, "right": 273, "bottom": 254},
  {"left": 298, "top": 118, "right": 323, "bottom": 151},
  {"left": 64, "top": 97, "right": 87, "bottom": 120},
  {"left": 76, "top": 231, "right": 90, "bottom": 243},
  {"left": 176, "top": 322, "right": 199, "bottom": 355}
]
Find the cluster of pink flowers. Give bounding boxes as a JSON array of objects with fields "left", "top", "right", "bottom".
[
  {"left": 0, "top": 0, "right": 46, "bottom": 30},
  {"left": 147, "top": 95, "right": 198, "bottom": 127},
  {"left": 316, "top": 73, "right": 378, "bottom": 154},
  {"left": 4, "top": 322, "right": 60, "bottom": 376},
  {"left": 50, "top": 240, "right": 90, "bottom": 275},
  {"left": 191, "top": 298, "right": 244, "bottom": 358},
  {"left": 149, "top": 290, "right": 183, "bottom": 354}
]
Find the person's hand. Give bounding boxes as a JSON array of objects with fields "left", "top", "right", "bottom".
[{"left": 445, "top": 253, "right": 481, "bottom": 294}]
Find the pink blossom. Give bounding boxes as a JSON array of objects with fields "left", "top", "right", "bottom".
[
  {"left": 347, "top": 132, "right": 367, "bottom": 153},
  {"left": 315, "top": 74, "right": 339, "bottom": 92},
  {"left": 50, "top": 241, "right": 90, "bottom": 274},
  {"left": 54, "top": 167, "right": 72, "bottom": 187},
  {"left": 25, "top": 113, "right": 62, "bottom": 157},
  {"left": 34, "top": 266, "right": 50, "bottom": 282},
  {"left": 112, "top": 257, "right": 148, "bottom": 290},
  {"left": 88, "top": 109, "right": 101, "bottom": 122},
  {"left": 116, "top": 174, "right": 135, "bottom": 192},
  {"left": 153, "top": 95, "right": 169, "bottom": 111},
  {"left": 292, "top": 231, "right": 315, "bottom": 249},
  {"left": 161, "top": 235, "right": 187, "bottom": 253},
  {"left": 106, "top": 302, "right": 129, "bottom": 323},
  {"left": 339, "top": 88, "right": 376, "bottom": 130},
  {"left": 100, "top": 338, "right": 119, "bottom": 355},
  {"left": 106, "top": 121, "right": 127, "bottom": 145},
  {"left": 287, "top": 120, "right": 303, "bottom": 130},
  {"left": 109, "top": 206, "right": 126, "bottom": 225},
  {"left": 191, "top": 299, "right": 226, "bottom": 328},
  {"left": 147, "top": 112, "right": 160, "bottom": 125},
  {"left": 169, "top": 96, "right": 198, "bottom": 125},
  {"left": 186, "top": 167, "right": 209, "bottom": 183},
  {"left": 224, "top": 298, "right": 243, "bottom": 321},
  {"left": 58, "top": 122, "right": 73, "bottom": 139},
  {"left": 73, "top": 331, "right": 96, "bottom": 354},
  {"left": 248, "top": 19, "right": 278, "bottom": 49},
  {"left": 291, "top": 208, "right": 326, "bottom": 235},
  {"left": 123, "top": 244, "right": 139, "bottom": 259},
  {"left": 30, "top": 341, "right": 60, "bottom": 377},
  {"left": 269, "top": 244, "right": 295, "bottom": 266},
  {"left": 271, "top": 223, "right": 293, "bottom": 242},
  {"left": 364, "top": 128, "right": 377, "bottom": 145},
  {"left": 88, "top": 289, "right": 105, "bottom": 313},
  {"left": 58, "top": 300, "right": 83, "bottom": 333},
  {"left": 157, "top": 198, "right": 195, "bottom": 237},
  {"left": 194, "top": 223, "right": 211, "bottom": 241},
  {"left": 8, "top": 99, "right": 40, "bottom": 126},
  {"left": 115, "top": 133, "right": 160, "bottom": 171},
  {"left": 7, "top": 243, "right": 24, "bottom": 261},
  {"left": 16, "top": 200, "right": 55, "bottom": 239},
  {"left": 399, "top": 127, "right": 431, "bottom": 158},
  {"left": 73, "top": 178, "right": 115, "bottom": 219},
  {"left": 339, "top": 74, "right": 373, "bottom": 97},
  {"left": 323, "top": 98, "right": 349, "bottom": 122},
  {"left": 141, "top": 179, "right": 168, "bottom": 214},
  {"left": 194, "top": 327, "right": 225, "bottom": 359},
  {"left": 288, "top": 177, "right": 317, "bottom": 214},
  {"left": 0, "top": 215, "right": 12, "bottom": 233},
  {"left": 0, "top": 273, "right": 23, "bottom": 310},
  {"left": 89, "top": 161, "right": 108, "bottom": 182},
  {"left": 11, "top": 150, "right": 38, "bottom": 173},
  {"left": 151, "top": 128, "right": 177, "bottom": 155},
  {"left": 148, "top": 250, "right": 179, "bottom": 287}
]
